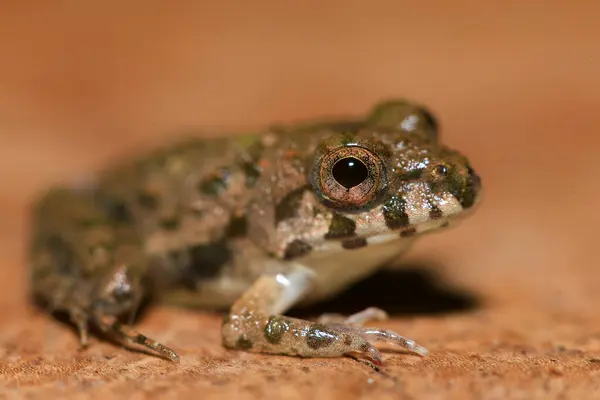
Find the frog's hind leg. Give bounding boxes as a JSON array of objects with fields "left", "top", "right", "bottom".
[
  {"left": 29, "top": 188, "right": 180, "bottom": 361},
  {"left": 31, "top": 278, "right": 92, "bottom": 347},
  {"left": 69, "top": 307, "right": 90, "bottom": 346},
  {"left": 221, "top": 264, "right": 427, "bottom": 365},
  {"left": 29, "top": 238, "right": 95, "bottom": 347}
]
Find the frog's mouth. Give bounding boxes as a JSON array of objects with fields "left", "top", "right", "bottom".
[
  {"left": 455, "top": 165, "right": 482, "bottom": 210},
  {"left": 409, "top": 164, "right": 481, "bottom": 230}
]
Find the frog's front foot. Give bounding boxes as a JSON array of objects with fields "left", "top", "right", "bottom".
[
  {"left": 317, "top": 307, "right": 429, "bottom": 357},
  {"left": 221, "top": 267, "right": 427, "bottom": 364},
  {"left": 223, "top": 313, "right": 386, "bottom": 364}
]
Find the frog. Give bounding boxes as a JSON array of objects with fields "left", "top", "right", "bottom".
[{"left": 28, "top": 99, "right": 482, "bottom": 366}]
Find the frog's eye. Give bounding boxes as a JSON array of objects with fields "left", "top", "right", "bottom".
[{"left": 315, "top": 146, "right": 386, "bottom": 210}]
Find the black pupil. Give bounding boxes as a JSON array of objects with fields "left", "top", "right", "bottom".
[{"left": 332, "top": 157, "right": 369, "bottom": 189}]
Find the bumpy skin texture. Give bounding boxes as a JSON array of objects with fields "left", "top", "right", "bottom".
[{"left": 29, "top": 100, "right": 482, "bottom": 364}]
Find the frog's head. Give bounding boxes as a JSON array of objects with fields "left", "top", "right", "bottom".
[
  {"left": 309, "top": 100, "right": 482, "bottom": 244},
  {"left": 249, "top": 100, "right": 481, "bottom": 261}
]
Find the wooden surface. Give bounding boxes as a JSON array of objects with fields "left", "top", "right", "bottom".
[{"left": 1, "top": 2, "right": 600, "bottom": 399}]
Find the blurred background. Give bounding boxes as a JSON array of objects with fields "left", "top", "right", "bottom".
[{"left": 0, "top": 0, "right": 599, "bottom": 341}]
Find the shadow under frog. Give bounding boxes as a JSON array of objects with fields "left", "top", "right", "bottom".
[{"left": 291, "top": 260, "right": 480, "bottom": 319}]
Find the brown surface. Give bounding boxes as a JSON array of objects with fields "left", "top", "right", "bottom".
[{"left": 1, "top": 1, "right": 600, "bottom": 399}]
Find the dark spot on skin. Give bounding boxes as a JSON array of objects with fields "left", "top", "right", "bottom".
[
  {"left": 264, "top": 316, "right": 290, "bottom": 344},
  {"left": 359, "top": 342, "right": 371, "bottom": 352},
  {"left": 160, "top": 216, "right": 180, "bottom": 230},
  {"left": 105, "top": 201, "right": 133, "bottom": 223},
  {"left": 324, "top": 213, "right": 356, "bottom": 239},
  {"left": 341, "top": 237, "right": 368, "bottom": 250},
  {"left": 135, "top": 331, "right": 151, "bottom": 345},
  {"left": 383, "top": 195, "right": 410, "bottom": 229},
  {"left": 440, "top": 222, "right": 450, "bottom": 228},
  {"left": 275, "top": 186, "right": 310, "bottom": 225},
  {"left": 400, "top": 227, "right": 417, "bottom": 237},
  {"left": 78, "top": 217, "right": 106, "bottom": 229},
  {"left": 137, "top": 192, "right": 159, "bottom": 210},
  {"left": 174, "top": 241, "right": 232, "bottom": 290},
  {"left": 235, "top": 335, "right": 253, "bottom": 350},
  {"left": 39, "top": 235, "right": 74, "bottom": 275},
  {"left": 199, "top": 180, "right": 224, "bottom": 197},
  {"left": 343, "top": 335, "right": 353, "bottom": 346},
  {"left": 225, "top": 216, "right": 248, "bottom": 238},
  {"left": 283, "top": 240, "right": 312, "bottom": 260},
  {"left": 429, "top": 206, "right": 444, "bottom": 220},
  {"left": 306, "top": 324, "right": 337, "bottom": 350},
  {"left": 447, "top": 165, "right": 480, "bottom": 209},
  {"left": 241, "top": 162, "right": 262, "bottom": 188},
  {"left": 134, "top": 333, "right": 148, "bottom": 346},
  {"left": 400, "top": 169, "right": 423, "bottom": 181},
  {"left": 459, "top": 165, "right": 481, "bottom": 209},
  {"left": 189, "top": 242, "right": 230, "bottom": 277},
  {"left": 198, "top": 168, "right": 230, "bottom": 197}
]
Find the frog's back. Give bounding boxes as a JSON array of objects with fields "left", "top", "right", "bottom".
[{"left": 96, "top": 135, "right": 260, "bottom": 245}]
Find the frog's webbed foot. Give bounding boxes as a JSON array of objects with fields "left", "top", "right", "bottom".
[{"left": 222, "top": 266, "right": 427, "bottom": 365}]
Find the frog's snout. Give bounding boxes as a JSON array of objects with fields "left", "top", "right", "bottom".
[{"left": 464, "top": 165, "right": 482, "bottom": 209}]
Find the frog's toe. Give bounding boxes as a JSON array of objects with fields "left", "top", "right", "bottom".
[
  {"left": 357, "top": 327, "right": 429, "bottom": 356},
  {"left": 68, "top": 307, "right": 91, "bottom": 347},
  {"left": 346, "top": 338, "right": 383, "bottom": 366},
  {"left": 317, "top": 307, "right": 389, "bottom": 326},
  {"left": 92, "top": 312, "right": 180, "bottom": 362},
  {"left": 317, "top": 308, "right": 428, "bottom": 357},
  {"left": 327, "top": 323, "right": 429, "bottom": 357}
]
